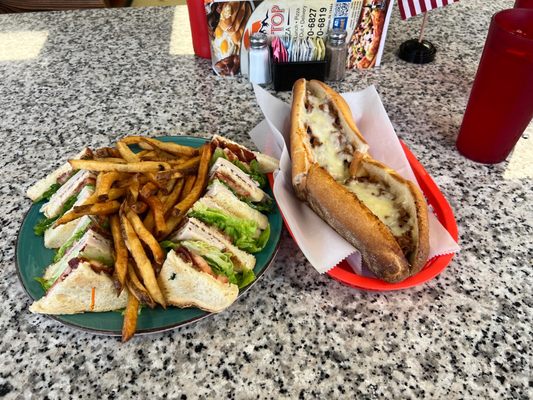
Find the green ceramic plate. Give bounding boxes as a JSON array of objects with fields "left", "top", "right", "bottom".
[{"left": 16, "top": 136, "right": 282, "bottom": 336}]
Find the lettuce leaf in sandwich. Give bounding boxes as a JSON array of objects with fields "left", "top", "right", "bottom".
[
  {"left": 174, "top": 240, "right": 256, "bottom": 289},
  {"left": 188, "top": 205, "right": 270, "bottom": 254},
  {"left": 211, "top": 148, "right": 267, "bottom": 189}
]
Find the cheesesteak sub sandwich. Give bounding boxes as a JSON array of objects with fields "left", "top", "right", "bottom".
[{"left": 290, "top": 79, "right": 429, "bottom": 283}]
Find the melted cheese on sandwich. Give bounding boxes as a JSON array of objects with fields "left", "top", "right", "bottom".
[
  {"left": 303, "top": 93, "right": 352, "bottom": 182},
  {"left": 344, "top": 179, "right": 412, "bottom": 237}
]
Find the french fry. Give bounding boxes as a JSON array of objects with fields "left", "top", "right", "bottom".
[
  {"left": 168, "top": 156, "right": 200, "bottom": 174},
  {"left": 130, "top": 201, "right": 148, "bottom": 214},
  {"left": 140, "top": 182, "right": 158, "bottom": 200},
  {"left": 152, "top": 148, "right": 177, "bottom": 160},
  {"left": 94, "top": 147, "right": 122, "bottom": 159},
  {"left": 143, "top": 171, "right": 171, "bottom": 191},
  {"left": 110, "top": 215, "right": 128, "bottom": 293},
  {"left": 143, "top": 138, "right": 199, "bottom": 157},
  {"left": 122, "top": 136, "right": 199, "bottom": 157},
  {"left": 83, "top": 188, "right": 127, "bottom": 205},
  {"left": 92, "top": 157, "right": 127, "bottom": 164},
  {"left": 145, "top": 196, "right": 166, "bottom": 237},
  {"left": 154, "top": 170, "right": 184, "bottom": 182},
  {"left": 125, "top": 208, "right": 164, "bottom": 265},
  {"left": 115, "top": 175, "right": 148, "bottom": 189},
  {"left": 173, "top": 144, "right": 212, "bottom": 217},
  {"left": 121, "top": 288, "right": 139, "bottom": 342},
  {"left": 163, "top": 179, "right": 184, "bottom": 212},
  {"left": 136, "top": 149, "right": 152, "bottom": 158},
  {"left": 69, "top": 159, "right": 171, "bottom": 173},
  {"left": 158, "top": 213, "right": 185, "bottom": 240},
  {"left": 143, "top": 178, "right": 184, "bottom": 232},
  {"left": 55, "top": 200, "right": 121, "bottom": 226},
  {"left": 179, "top": 175, "right": 196, "bottom": 202},
  {"left": 162, "top": 178, "right": 177, "bottom": 195},
  {"left": 139, "top": 148, "right": 176, "bottom": 161},
  {"left": 95, "top": 172, "right": 123, "bottom": 201},
  {"left": 120, "top": 214, "right": 166, "bottom": 307},
  {"left": 127, "top": 261, "right": 156, "bottom": 308},
  {"left": 127, "top": 174, "right": 140, "bottom": 204},
  {"left": 116, "top": 141, "right": 140, "bottom": 163}
]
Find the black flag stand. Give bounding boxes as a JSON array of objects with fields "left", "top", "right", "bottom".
[{"left": 398, "top": 12, "right": 437, "bottom": 64}]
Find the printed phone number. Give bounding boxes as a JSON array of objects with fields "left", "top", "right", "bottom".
[{"left": 307, "top": 8, "right": 328, "bottom": 37}]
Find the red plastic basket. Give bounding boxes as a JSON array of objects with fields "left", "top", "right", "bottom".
[{"left": 270, "top": 141, "right": 459, "bottom": 291}]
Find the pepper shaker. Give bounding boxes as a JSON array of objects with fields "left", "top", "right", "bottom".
[
  {"left": 248, "top": 32, "right": 271, "bottom": 85},
  {"left": 325, "top": 28, "right": 348, "bottom": 81}
]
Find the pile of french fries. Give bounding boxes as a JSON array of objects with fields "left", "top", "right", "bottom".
[{"left": 55, "top": 136, "right": 213, "bottom": 341}]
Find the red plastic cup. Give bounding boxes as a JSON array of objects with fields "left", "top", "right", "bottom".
[
  {"left": 186, "top": 0, "right": 211, "bottom": 59},
  {"left": 515, "top": 0, "right": 533, "bottom": 8},
  {"left": 456, "top": 9, "right": 533, "bottom": 164}
]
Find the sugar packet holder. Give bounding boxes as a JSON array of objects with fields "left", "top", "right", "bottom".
[{"left": 270, "top": 36, "right": 327, "bottom": 91}]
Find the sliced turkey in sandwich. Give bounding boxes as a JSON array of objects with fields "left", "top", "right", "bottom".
[
  {"left": 26, "top": 148, "right": 93, "bottom": 203},
  {"left": 29, "top": 260, "right": 127, "bottom": 315},
  {"left": 33, "top": 170, "right": 97, "bottom": 237},
  {"left": 40, "top": 169, "right": 96, "bottom": 219},
  {"left": 35, "top": 228, "right": 114, "bottom": 293},
  {"left": 30, "top": 228, "right": 123, "bottom": 314},
  {"left": 211, "top": 134, "right": 279, "bottom": 175},
  {"left": 157, "top": 249, "right": 240, "bottom": 313},
  {"left": 209, "top": 157, "right": 271, "bottom": 207},
  {"left": 167, "top": 217, "right": 256, "bottom": 272},
  {"left": 202, "top": 180, "right": 269, "bottom": 230},
  {"left": 43, "top": 185, "right": 95, "bottom": 248}
]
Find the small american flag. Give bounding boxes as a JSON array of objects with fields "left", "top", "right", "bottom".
[{"left": 398, "top": 0, "right": 459, "bottom": 20}]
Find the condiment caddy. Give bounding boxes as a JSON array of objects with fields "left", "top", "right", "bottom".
[{"left": 249, "top": 30, "right": 347, "bottom": 91}]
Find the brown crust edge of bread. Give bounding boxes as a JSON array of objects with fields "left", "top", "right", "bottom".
[
  {"left": 305, "top": 164, "right": 410, "bottom": 283},
  {"left": 290, "top": 78, "right": 312, "bottom": 200},
  {"left": 407, "top": 180, "right": 430, "bottom": 276}
]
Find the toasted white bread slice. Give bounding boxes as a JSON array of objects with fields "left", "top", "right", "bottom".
[
  {"left": 202, "top": 180, "right": 269, "bottom": 230},
  {"left": 209, "top": 157, "right": 267, "bottom": 203},
  {"left": 211, "top": 134, "right": 279, "bottom": 172},
  {"left": 30, "top": 261, "right": 127, "bottom": 314},
  {"left": 44, "top": 186, "right": 95, "bottom": 248},
  {"left": 253, "top": 152, "right": 279, "bottom": 173},
  {"left": 157, "top": 250, "right": 238, "bottom": 313},
  {"left": 26, "top": 148, "right": 92, "bottom": 202},
  {"left": 169, "top": 217, "right": 255, "bottom": 271},
  {"left": 40, "top": 170, "right": 95, "bottom": 218},
  {"left": 43, "top": 229, "right": 113, "bottom": 283}
]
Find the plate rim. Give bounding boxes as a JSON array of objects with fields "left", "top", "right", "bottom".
[{"left": 15, "top": 135, "right": 282, "bottom": 335}]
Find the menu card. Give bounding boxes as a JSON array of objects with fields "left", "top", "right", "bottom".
[{"left": 204, "top": 0, "right": 395, "bottom": 77}]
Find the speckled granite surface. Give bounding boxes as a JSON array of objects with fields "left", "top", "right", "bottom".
[{"left": 0, "top": 1, "right": 531, "bottom": 398}]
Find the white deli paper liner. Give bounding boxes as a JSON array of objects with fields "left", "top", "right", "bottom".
[{"left": 251, "top": 84, "right": 460, "bottom": 275}]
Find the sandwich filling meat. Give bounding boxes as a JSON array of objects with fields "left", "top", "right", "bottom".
[
  {"left": 345, "top": 167, "right": 417, "bottom": 261},
  {"left": 302, "top": 90, "right": 368, "bottom": 182}
]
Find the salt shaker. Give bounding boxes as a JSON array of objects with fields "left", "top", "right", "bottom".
[
  {"left": 325, "top": 28, "right": 347, "bottom": 81},
  {"left": 248, "top": 32, "right": 271, "bottom": 85}
]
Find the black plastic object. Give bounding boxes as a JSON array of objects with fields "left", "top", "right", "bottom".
[
  {"left": 398, "top": 39, "right": 436, "bottom": 64},
  {"left": 271, "top": 61, "right": 327, "bottom": 91}
]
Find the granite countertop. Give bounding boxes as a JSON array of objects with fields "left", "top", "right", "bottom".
[{"left": 0, "top": 1, "right": 531, "bottom": 398}]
